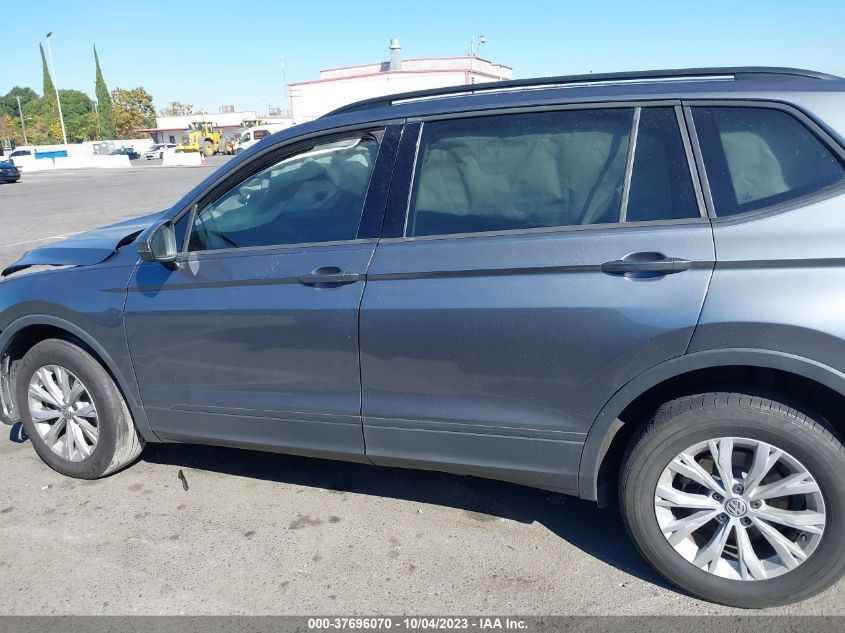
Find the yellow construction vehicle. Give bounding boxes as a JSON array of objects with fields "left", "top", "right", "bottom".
[{"left": 176, "top": 121, "right": 223, "bottom": 156}]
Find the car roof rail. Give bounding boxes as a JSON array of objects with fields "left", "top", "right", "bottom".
[{"left": 326, "top": 67, "right": 842, "bottom": 117}]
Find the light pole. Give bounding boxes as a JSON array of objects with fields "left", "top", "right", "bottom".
[
  {"left": 468, "top": 34, "right": 486, "bottom": 84},
  {"left": 45, "top": 32, "right": 68, "bottom": 147},
  {"left": 15, "top": 96, "right": 27, "bottom": 145}
]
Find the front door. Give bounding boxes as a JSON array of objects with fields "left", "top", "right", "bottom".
[
  {"left": 359, "top": 106, "right": 715, "bottom": 491},
  {"left": 125, "top": 127, "right": 397, "bottom": 459}
]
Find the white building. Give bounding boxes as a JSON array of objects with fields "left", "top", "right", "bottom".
[{"left": 288, "top": 39, "right": 512, "bottom": 123}]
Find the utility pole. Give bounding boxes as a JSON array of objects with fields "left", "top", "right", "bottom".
[
  {"left": 45, "top": 32, "right": 68, "bottom": 147},
  {"left": 15, "top": 96, "right": 27, "bottom": 145},
  {"left": 468, "top": 35, "right": 486, "bottom": 84}
]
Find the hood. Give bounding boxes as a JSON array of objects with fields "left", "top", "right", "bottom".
[
  {"left": 0, "top": 161, "right": 15, "bottom": 170},
  {"left": 2, "top": 210, "right": 166, "bottom": 277}
]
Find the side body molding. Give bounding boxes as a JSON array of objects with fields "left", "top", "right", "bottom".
[
  {"left": 0, "top": 314, "right": 158, "bottom": 441},
  {"left": 577, "top": 348, "right": 845, "bottom": 502}
]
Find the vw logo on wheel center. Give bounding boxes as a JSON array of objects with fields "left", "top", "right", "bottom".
[{"left": 725, "top": 497, "right": 749, "bottom": 517}]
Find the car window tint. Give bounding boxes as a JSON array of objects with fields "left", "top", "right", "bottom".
[
  {"left": 254, "top": 130, "right": 269, "bottom": 140},
  {"left": 408, "top": 109, "right": 633, "bottom": 237},
  {"left": 188, "top": 135, "right": 379, "bottom": 251},
  {"left": 693, "top": 106, "right": 845, "bottom": 216},
  {"left": 626, "top": 107, "right": 699, "bottom": 222}
]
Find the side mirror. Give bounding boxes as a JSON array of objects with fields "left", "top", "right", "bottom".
[{"left": 138, "top": 220, "right": 178, "bottom": 266}]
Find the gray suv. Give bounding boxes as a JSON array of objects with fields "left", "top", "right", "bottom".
[{"left": 2, "top": 67, "right": 845, "bottom": 608}]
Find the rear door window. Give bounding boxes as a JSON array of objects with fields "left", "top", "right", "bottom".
[
  {"left": 407, "top": 109, "right": 633, "bottom": 237},
  {"left": 692, "top": 106, "right": 845, "bottom": 216}
]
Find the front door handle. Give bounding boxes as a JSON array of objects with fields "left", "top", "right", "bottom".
[
  {"left": 297, "top": 266, "right": 362, "bottom": 286},
  {"left": 601, "top": 252, "right": 691, "bottom": 278}
]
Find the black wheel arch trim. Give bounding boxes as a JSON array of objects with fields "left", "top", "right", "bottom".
[
  {"left": 578, "top": 348, "right": 845, "bottom": 502},
  {"left": 0, "top": 314, "right": 159, "bottom": 441}
]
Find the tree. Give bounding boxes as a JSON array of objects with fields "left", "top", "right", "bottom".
[
  {"left": 112, "top": 87, "right": 155, "bottom": 139},
  {"left": 0, "top": 113, "right": 24, "bottom": 145},
  {"left": 21, "top": 98, "right": 54, "bottom": 145},
  {"left": 93, "top": 45, "right": 116, "bottom": 139},
  {"left": 159, "top": 102, "right": 195, "bottom": 117},
  {"left": 40, "top": 44, "right": 56, "bottom": 105},
  {"left": 58, "top": 89, "right": 95, "bottom": 142},
  {"left": 0, "top": 86, "right": 39, "bottom": 120},
  {"left": 38, "top": 44, "right": 61, "bottom": 143}
]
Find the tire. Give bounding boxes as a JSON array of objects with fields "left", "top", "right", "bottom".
[
  {"left": 620, "top": 392, "right": 845, "bottom": 608},
  {"left": 15, "top": 338, "right": 144, "bottom": 479},
  {"left": 202, "top": 140, "right": 214, "bottom": 157}
]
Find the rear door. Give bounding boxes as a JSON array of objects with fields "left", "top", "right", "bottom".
[{"left": 359, "top": 105, "right": 715, "bottom": 492}]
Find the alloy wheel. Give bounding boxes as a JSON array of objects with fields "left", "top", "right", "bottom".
[
  {"left": 654, "top": 436, "right": 825, "bottom": 580},
  {"left": 27, "top": 365, "right": 99, "bottom": 462}
]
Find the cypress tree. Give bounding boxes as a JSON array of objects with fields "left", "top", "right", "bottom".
[
  {"left": 39, "top": 43, "right": 61, "bottom": 142},
  {"left": 93, "top": 45, "right": 116, "bottom": 139},
  {"left": 40, "top": 44, "right": 56, "bottom": 104}
]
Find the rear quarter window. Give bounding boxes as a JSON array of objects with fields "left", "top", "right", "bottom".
[{"left": 692, "top": 106, "right": 845, "bottom": 216}]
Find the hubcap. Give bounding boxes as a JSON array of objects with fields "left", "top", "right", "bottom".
[
  {"left": 27, "top": 365, "right": 99, "bottom": 462},
  {"left": 654, "top": 437, "right": 825, "bottom": 581}
]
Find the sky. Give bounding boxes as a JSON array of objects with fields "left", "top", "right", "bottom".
[{"left": 3, "top": 0, "right": 845, "bottom": 115}]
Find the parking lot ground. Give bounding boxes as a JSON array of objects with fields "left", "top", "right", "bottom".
[{"left": 0, "top": 165, "right": 844, "bottom": 615}]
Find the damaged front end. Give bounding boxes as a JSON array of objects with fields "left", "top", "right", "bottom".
[
  {"left": 1, "top": 210, "right": 164, "bottom": 278},
  {"left": 0, "top": 211, "right": 167, "bottom": 423}
]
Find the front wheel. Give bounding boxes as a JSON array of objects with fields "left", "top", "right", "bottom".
[
  {"left": 620, "top": 392, "right": 845, "bottom": 607},
  {"left": 16, "top": 338, "right": 144, "bottom": 479},
  {"left": 202, "top": 140, "right": 214, "bottom": 157}
]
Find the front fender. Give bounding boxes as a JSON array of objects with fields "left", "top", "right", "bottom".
[
  {"left": 0, "top": 313, "right": 158, "bottom": 441},
  {"left": 577, "top": 348, "right": 845, "bottom": 502}
]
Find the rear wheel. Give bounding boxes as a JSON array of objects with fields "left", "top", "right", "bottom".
[
  {"left": 16, "top": 338, "right": 144, "bottom": 479},
  {"left": 620, "top": 392, "right": 845, "bottom": 607}
]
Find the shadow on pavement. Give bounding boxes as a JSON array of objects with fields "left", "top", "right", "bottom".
[{"left": 141, "top": 442, "right": 672, "bottom": 592}]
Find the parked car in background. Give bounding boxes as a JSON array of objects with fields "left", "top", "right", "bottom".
[
  {"left": 143, "top": 143, "right": 176, "bottom": 160},
  {"left": 234, "top": 124, "right": 289, "bottom": 154},
  {"left": 109, "top": 147, "right": 140, "bottom": 160},
  {"left": 0, "top": 160, "right": 20, "bottom": 183},
  {"left": 2, "top": 67, "right": 845, "bottom": 609},
  {"left": 10, "top": 150, "right": 31, "bottom": 159}
]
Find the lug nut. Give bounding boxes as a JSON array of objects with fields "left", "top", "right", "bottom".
[
  {"left": 713, "top": 493, "right": 724, "bottom": 502},
  {"left": 741, "top": 517, "right": 752, "bottom": 527},
  {"left": 750, "top": 500, "right": 762, "bottom": 509},
  {"left": 717, "top": 513, "right": 728, "bottom": 523},
  {"left": 732, "top": 484, "right": 744, "bottom": 495}
]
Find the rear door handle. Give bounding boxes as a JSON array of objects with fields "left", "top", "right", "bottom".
[
  {"left": 601, "top": 253, "right": 691, "bottom": 277},
  {"left": 297, "top": 266, "right": 362, "bottom": 286}
]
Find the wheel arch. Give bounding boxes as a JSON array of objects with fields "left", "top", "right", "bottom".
[
  {"left": 578, "top": 348, "right": 845, "bottom": 505},
  {"left": 0, "top": 314, "right": 158, "bottom": 441}
]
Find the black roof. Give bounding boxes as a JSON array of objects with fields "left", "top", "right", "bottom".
[{"left": 325, "top": 66, "right": 843, "bottom": 118}]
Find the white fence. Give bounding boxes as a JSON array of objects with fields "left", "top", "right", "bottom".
[{"left": 12, "top": 154, "right": 131, "bottom": 172}]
